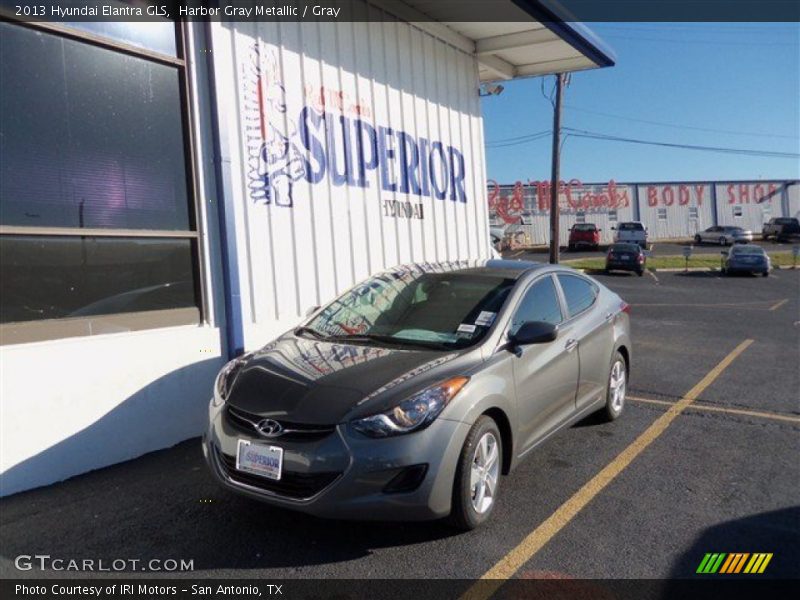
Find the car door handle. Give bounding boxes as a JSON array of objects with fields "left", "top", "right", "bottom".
[
  {"left": 565, "top": 338, "right": 578, "bottom": 353},
  {"left": 605, "top": 312, "right": 615, "bottom": 323}
]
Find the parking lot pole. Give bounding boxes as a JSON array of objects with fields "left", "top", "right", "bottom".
[{"left": 549, "top": 72, "right": 564, "bottom": 265}]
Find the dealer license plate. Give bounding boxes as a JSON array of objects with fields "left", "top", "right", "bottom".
[{"left": 236, "top": 439, "right": 283, "bottom": 480}]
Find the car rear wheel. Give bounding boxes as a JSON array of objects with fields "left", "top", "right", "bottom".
[
  {"left": 694, "top": 234, "right": 702, "bottom": 244},
  {"left": 719, "top": 236, "right": 727, "bottom": 246},
  {"left": 601, "top": 352, "right": 627, "bottom": 422},
  {"left": 449, "top": 416, "right": 502, "bottom": 530}
]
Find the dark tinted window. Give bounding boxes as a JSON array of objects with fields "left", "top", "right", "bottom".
[
  {"left": 0, "top": 236, "right": 198, "bottom": 324},
  {"left": 619, "top": 222, "right": 644, "bottom": 231},
  {"left": 557, "top": 274, "right": 597, "bottom": 317},
  {"left": 0, "top": 23, "right": 191, "bottom": 230},
  {"left": 509, "top": 276, "right": 563, "bottom": 335},
  {"left": 572, "top": 224, "right": 597, "bottom": 231},
  {"left": 611, "top": 244, "right": 640, "bottom": 253}
]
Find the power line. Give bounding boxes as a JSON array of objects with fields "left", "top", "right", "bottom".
[
  {"left": 563, "top": 105, "right": 799, "bottom": 140},
  {"left": 486, "top": 130, "right": 550, "bottom": 147},
  {"left": 562, "top": 127, "right": 800, "bottom": 159}
]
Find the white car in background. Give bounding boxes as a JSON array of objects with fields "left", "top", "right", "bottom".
[{"left": 612, "top": 222, "right": 648, "bottom": 248}]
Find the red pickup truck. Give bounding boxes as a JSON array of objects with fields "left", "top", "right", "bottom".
[{"left": 568, "top": 223, "right": 601, "bottom": 251}]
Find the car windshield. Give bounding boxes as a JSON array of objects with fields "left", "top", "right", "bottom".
[
  {"left": 618, "top": 223, "right": 644, "bottom": 231},
  {"left": 300, "top": 270, "right": 516, "bottom": 350},
  {"left": 611, "top": 244, "right": 640, "bottom": 252},
  {"left": 573, "top": 224, "right": 597, "bottom": 231}
]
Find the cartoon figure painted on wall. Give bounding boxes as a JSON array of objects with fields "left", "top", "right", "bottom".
[{"left": 244, "top": 43, "right": 305, "bottom": 207}]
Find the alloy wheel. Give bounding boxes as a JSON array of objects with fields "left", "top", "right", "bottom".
[
  {"left": 470, "top": 432, "right": 500, "bottom": 514},
  {"left": 610, "top": 360, "right": 626, "bottom": 413}
]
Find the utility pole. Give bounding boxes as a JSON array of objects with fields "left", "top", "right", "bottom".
[{"left": 549, "top": 72, "right": 564, "bottom": 264}]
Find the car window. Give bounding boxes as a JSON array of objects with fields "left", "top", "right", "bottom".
[
  {"left": 509, "top": 276, "right": 563, "bottom": 335},
  {"left": 557, "top": 274, "right": 598, "bottom": 317},
  {"left": 619, "top": 222, "right": 644, "bottom": 231}
]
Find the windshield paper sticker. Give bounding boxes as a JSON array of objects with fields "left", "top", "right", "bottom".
[
  {"left": 475, "top": 311, "right": 497, "bottom": 327},
  {"left": 457, "top": 323, "right": 477, "bottom": 334}
]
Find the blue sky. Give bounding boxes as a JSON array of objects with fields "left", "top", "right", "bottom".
[{"left": 481, "top": 23, "right": 800, "bottom": 184}]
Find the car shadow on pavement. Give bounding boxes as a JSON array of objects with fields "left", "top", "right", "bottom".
[
  {"left": 664, "top": 506, "right": 799, "bottom": 582},
  {"left": 0, "top": 439, "right": 461, "bottom": 575}
]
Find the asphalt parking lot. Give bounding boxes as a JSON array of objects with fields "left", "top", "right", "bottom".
[{"left": 1, "top": 270, "right": 798, "bottom": 583}]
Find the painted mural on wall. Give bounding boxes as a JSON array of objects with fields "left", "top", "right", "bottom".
[
  {"left": 488, "top": 179, "right": 630, "bottom": 224},
  {"left": 243, "top": 41, "right": 469, "bottom": 210}
]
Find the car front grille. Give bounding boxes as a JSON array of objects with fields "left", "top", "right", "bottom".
[
  {"left": 224, "top": 405, "right": 336, "bottom": 442},
  {"left": 215, "top": 447, "right": 341, "bottom": 499}
]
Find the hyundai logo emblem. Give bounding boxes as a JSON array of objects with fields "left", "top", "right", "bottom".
[{"left": 255, "top": 418, "right": 283, "bottom": 438}]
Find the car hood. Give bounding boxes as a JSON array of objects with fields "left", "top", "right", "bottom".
[{"left": 225, "top": 333, "right": 468, "bottom": 425}]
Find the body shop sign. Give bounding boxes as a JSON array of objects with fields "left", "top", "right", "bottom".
[{"left": 243, "top": 42, "right": 467, "bottom": 213}]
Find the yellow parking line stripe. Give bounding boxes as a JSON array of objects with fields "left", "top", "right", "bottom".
[
  {"left": 769, "top": 298, "right": 788, "bottom": 311},
  {"left": 462, "top": 340, "right": 753, "bottom": 598},
  {"left": 629, "top": 395, "right": 800, "bottom": 424}
]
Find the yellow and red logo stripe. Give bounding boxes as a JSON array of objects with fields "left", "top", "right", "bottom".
[{"left": 696, "top": 553, "right": 773, "bottom": 574}]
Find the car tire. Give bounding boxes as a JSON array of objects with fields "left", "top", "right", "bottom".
[
  {"left": 449, "top": 415, "right": 502, "bottom": 531},
  {"left": 762, "top": 272, "right": 769, "bottom": 277},
  {"left": 568, "top": 244, "right": 575, "bottom": 251},
  {"left": 601, "top": 351, "right": 627, "bottom": 422},
  {"left": 694, "top": 235, "right": 702, "bottom": 244},
  {"left": 636, "top": 269, "right": 644, "bottom": 277}
]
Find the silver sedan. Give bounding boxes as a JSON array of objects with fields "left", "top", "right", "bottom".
[
  {"left": 203, "top": 261, "right": 632, "bottom": 529},
  {"left": 695, "top": 225, "right": 753, "bottom": 245}
]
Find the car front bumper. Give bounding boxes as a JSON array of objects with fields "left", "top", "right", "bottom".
[{"left": 203, "top": 401, "right": 471, "bottom": 521}]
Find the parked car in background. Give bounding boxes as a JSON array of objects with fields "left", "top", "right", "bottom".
[
  {"left": 695, "top": 225, "right": 753, "bottom": 246},
  {"left": 605, "top": 243, "right": 646, "bottom": 276},
  {"left": 204, "top": 261, "right": 632, "bottom": 530},
  {"left": 612, "top": 222, "right": 647, "bottom": 248},
  {"left": 762, "top": 217, "right": 800, "bottom": 242},
  {"left": 568, "top": 223, "right": 601, "bottom": 251},
  {"left": 489, "top": 227, "right": 505, "bottom": 252},
  {"left": 721, "top": 245, "right": 771, "bottom": 276}
]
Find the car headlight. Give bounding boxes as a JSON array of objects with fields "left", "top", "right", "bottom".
[
  {"left": 211, "top": 355, "right": 250, "bottom": 407},
  {"left": 351, "top": 376, "right": 469, "bottom": 438}
]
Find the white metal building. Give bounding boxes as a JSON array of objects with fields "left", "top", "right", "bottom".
[
  {"left": 0, "top": 4, "right": 614, "bottom": 495},
  {"left": 490, "top": 180, "right": 799, "bottom": 244}
]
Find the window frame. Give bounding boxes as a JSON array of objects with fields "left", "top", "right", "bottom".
[{"left": 0, "top": 20, "right": 208, "bottom": 344}]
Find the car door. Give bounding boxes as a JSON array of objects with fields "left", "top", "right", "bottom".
[
  {"left": 508, "top": 274, "right": 579, "bottom": 454},
  {"left": 555, "top": 273, "right": 615, "bottom": 412}
]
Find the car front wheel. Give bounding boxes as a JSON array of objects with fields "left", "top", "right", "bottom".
[
  {"left": 449, "top": 416, "right": 502, "bottom": 530},
  {"left": 602, "top": 352, "right": 627, "bottom": 421},
  {"left": 694, "top": 234, "right": 702, "bottom": 244}
]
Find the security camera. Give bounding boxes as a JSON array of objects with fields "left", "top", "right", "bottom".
[{"left": 479, "top": 83, "right": 505, "bottom": 97}]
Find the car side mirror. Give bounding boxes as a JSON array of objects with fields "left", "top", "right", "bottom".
[
  {"left": 305, "top": 305, "right": 320, "bottom": 317},
  {"left": 508, "top": 321, "right": 558, "bottom": 347}
]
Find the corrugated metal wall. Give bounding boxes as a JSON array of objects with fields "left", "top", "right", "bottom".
[
  {"left": 489, "top": 180, "right": 798, "bottom": 244},
  {"left": 210, "top": 6, "right": 490, "bottom": 349},
  {"left": 489, "top": 181, "right": 636, "bottom": 245},
  {"left": 638, "top": 183, "right": 714, "bottom": 239}
]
